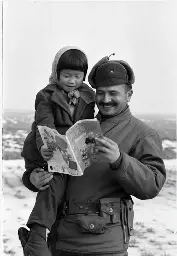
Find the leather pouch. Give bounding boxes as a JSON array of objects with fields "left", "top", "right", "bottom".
[
  {"left": 100, "top": 198, "right": 121, "bottom": 224},
  {"left": 76, "top": 214, "right": 107, "bottom": 234}
]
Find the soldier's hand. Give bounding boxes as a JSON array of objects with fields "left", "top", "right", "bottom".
[
  {"left": 29, "top": 168, "right": 53, "bottom": 190},
  {"left": 95, "top": 136, "right": 120, "bottom": 164}
]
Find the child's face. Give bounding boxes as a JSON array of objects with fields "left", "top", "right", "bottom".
[{"left": 59, "top": 69, "right": 84, "bottom": 92}]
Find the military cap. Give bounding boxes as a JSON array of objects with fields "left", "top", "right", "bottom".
[{"left": 88, "top": 54, "right": 135, "bottom": 88}]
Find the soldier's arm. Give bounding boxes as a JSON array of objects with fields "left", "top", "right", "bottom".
[{"left": 111, "top": 133, "right": 166, "bottom": 200}]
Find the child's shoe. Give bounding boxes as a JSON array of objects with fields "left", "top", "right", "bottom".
[
  {"left": 18, "top": 227, "right": 30, "bottom": 250},
  {"left": 18, "top": 225, "right": 51, "bottom": 256}
]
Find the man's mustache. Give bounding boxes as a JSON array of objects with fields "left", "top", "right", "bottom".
[{"left": 98, "top": 102, "right": 117, "bottom": 107}]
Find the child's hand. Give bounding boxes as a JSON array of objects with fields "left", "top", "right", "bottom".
[
  {"left": 30, "top": 168, "right": 53, "bottom": 190},
  {"left": 40, "top": 145, "right": 53, "bottom": 161}
]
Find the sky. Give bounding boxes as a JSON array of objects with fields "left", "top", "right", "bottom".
[{"left": 2, "top": 0, "right": 177, "bottom": 115}]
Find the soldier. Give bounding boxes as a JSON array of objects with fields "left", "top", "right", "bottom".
[{"left": 19, "top": 55, "right": 166, "bottom": 256}]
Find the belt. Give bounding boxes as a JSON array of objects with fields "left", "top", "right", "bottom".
[{"left": 62, "top": 201, "right": 100, "bottom": 215}]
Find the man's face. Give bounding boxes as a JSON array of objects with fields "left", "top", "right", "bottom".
[
  {"left": 96, "top": 84, "right": 132, "bottom": 116},
  {"left": 59, "top": 69, "right": 84, "bottom": 92}
]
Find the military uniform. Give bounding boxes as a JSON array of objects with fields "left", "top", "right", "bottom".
[{"left": 22, "top": 56, "right": 166, "bottom": 255}]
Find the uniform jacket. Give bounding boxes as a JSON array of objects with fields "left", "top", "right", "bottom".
[
  {"left": 21, "top": 82, "right": 95, "bottom": 172},
  {"left": 22, "top": 106, "right": 166, "bottom": 253}
]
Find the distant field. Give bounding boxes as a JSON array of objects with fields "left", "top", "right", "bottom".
[
  {"left": 3, "top": 110, "right": 34, "bottom": 133},
  {"left": 135, "top": 113, "right": 176, "bottom": 141},
  {"left": 2, "top": 110, "right": 176, "bottom": 160}
]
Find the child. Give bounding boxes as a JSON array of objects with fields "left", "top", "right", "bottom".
[{"left": 18, "top": 46, "right": 95, "bottom": 256}]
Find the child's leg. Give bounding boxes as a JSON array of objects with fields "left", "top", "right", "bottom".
[
  {"left": 21, "top": 173, "right": 67, "bottom": 256},
  {"left": 27, "top": 173, "right": 67, "bottom": 230}
]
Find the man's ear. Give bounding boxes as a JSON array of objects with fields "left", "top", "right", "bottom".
[{"left": 127, "top": 89, "right": 133, "bottom": 102}]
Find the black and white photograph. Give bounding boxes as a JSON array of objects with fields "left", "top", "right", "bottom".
[{"left": 1, "top": 1, "right": 177, "bottom": 256}]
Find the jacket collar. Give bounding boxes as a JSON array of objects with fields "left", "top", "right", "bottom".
[
  {"left": 97, "top": 105, "right": 132, "bottom": 123},
  {"left": 96, "top": 106, "right": 132, "bottom": 135},
  {"left": 44, "top": 83, "right": 70, "bottom": 115},
  {"left": 43, "top": 83, "right": 95, "bottom": 117},
  {"left": 79, "top": 83, "right": 95, "bottom": 104}
]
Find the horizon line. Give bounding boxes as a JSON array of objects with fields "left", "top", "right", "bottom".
[{"left": 3, "top": 108, "right": 176, "bottom": 116}]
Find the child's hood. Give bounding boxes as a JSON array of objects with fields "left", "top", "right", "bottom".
[{"left": 49, "top": 46, "right": 88, "bottom": 86}]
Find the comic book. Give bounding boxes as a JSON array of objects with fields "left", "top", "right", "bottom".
[{"left": 37, "top": 119, "right": 103, "bottom": 176}]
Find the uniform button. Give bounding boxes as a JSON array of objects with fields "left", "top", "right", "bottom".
[
  {"left": 90, "top": 224, "right": 94, "bottom": 229},
  {"left": 79, "top": 205, "right": 83, "bottom": 209},
  {"left": 109, "top": 207, "right": 113, "bottom": 213}
]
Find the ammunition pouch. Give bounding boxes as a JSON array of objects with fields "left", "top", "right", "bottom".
[
  {"left": 76, "top": 214, "right": 108, "bottom": 234},
  {"left": 63, "top": 197, "right": 134, "bottom": 240},
  {"left": 100, "top": 198, "right": 121, "bottom": 224}
]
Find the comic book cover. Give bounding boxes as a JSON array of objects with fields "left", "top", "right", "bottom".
[
  {"left": 37, "top": 126, "right": 82, "bottom": 176},
  {"left": 38, "top": 119, "right": 103, "bottom": 176}
]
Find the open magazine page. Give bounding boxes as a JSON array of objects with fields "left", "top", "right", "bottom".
[
  {"left": 66, "top": 119, "right": 103, "bottom": 174},
  {"left": 37, "top": 126, "right": 83, "bottom": 176}
]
